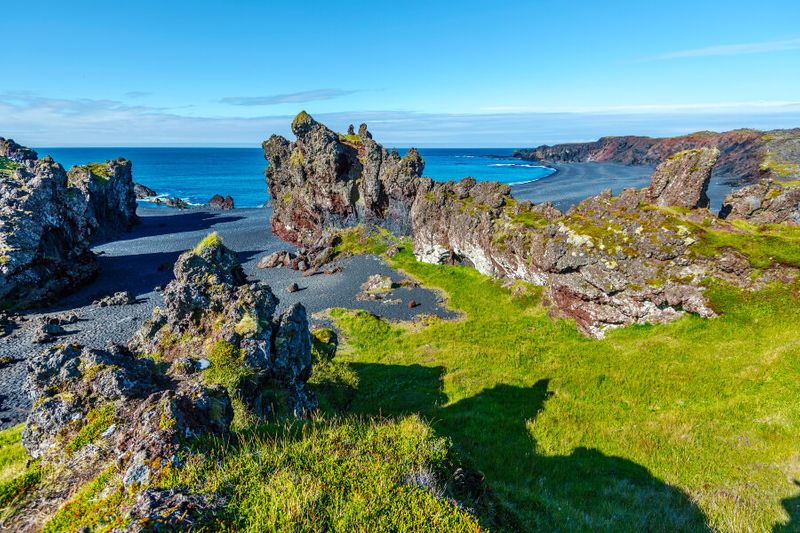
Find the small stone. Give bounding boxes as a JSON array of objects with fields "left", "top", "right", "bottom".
[
  {"left": 408, "top": 299, "right": 418, "bottom": 309},
  {"left": 287, "top": 282, "right": 299, "bottom": 293}
]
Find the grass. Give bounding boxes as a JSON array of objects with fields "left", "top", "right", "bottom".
[
  {"left": 160, "top": 415, "right": 481, "bottom": 532},
  {"left": 690, "top": 220, "right": 800, "bottom": 269},
  {"left": 64, "top": 404, "right": 115, "bottom": 456},
  {"left": 193, "top": 231, "right": 223, "bottom": 254},
  {"left": 324, "top": 246, "right": 800, "bottom": 532},
  {"left": 334, "top": 225, "right": 400, "bottom": 257},
  {"left": 42, "top": 467, "right": 128, "bottom": 532},
  {"left": 0, "top": 424, "right": 43, "bottom": 519},
  {"left": 0, "top": 157, "right": 21, "bottom": 177}
]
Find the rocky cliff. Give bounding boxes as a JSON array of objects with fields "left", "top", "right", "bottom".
[
  {"left": 0, "top": 139, "right": 139, "bottom": 309},
  {"left": 264, "top": 115, "right": 799, "bottom": 337},
  {"left": 514, "top": 128, "right": 800, "bottom": 185},
  {"left": 263, "top": 112, "right": 423, "bottom": 247},
  {"left": 67, "top": 158, "right": 138, "bottom": 239}
]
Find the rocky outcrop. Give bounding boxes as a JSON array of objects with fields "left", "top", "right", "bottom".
[
  {"left": 514, "top": 128, "right": 800, "bottom": 185},
  {"left": 134, "top": 182, "right": 157, "bottom": 199},
  {"left": 1, "top": 140, "right": 139, "bottom": 309},
  {"left": 720, "top": 180, "right": 800, "bottom": 224},
  {"left": 130, "top": 232, "right": 316, "bottom": 417},
  {"left": 0, "top": 140, "right": 98, "bottom": 309},
  {"left": 67, "top": 158, "right": 139, "bottom": 239},
  {"left": 263, "top": 111, "right": 423, "bottom": 247},
  {"left": 16, "top": 341, "right": 233, "bottom": 531},
  {"left": 265, "top": 116, "right": 798, "bottom": 337},
  {"left": 646, "top": 148, "right": 718, "bottom": 208},
  {"left": 10, "top": 233, "right": 321, "bottom": 530},
  {"left": 207, "top": 194, "right": 235, "bottom": 210}
]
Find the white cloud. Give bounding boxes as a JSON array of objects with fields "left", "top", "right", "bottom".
[
  {"left": 1, "top": 93, "right": 799, "bottom": 148},
  {"left": 220, "top": 89, "right": 359, "bottom": 106},
  {"left": 649, "top": 37, "right": 800, "bottom": 60}
]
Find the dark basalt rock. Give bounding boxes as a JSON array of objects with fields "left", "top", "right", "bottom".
[
  {"left": 207, "top": 194, "right": 235, "bottom": 210},
  {"left": 263, "top": 111, "right": 424, "bottom": 247},
  {"left": 130, "top": 233, "right": 316, "bottom": 418},
  {"left": 67, "top": 158, "right": 139, "bottom": 239},
  {"left": 134, "top": 182, "right": 157, "bottom": 199},
  {"left": 0, "top": 140, "right": 138, "bottom": 310}
]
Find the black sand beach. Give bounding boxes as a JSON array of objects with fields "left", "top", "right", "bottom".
[{"left": 513, "top": 162, "right": 735, "bottom": 212}]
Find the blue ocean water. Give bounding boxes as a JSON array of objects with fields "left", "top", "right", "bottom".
[{"left": 38, "top": 147, "right": 554, "bottom": 208}]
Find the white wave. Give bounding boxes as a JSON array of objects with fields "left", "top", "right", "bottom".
[{"left": 489, "top": 163, "right": 551, "bottom": 169}]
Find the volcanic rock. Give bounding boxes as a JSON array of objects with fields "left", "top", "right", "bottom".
[
  {"left": 67, "top": 158, "right": 139, "bottom": 239},
  {"left": 263, "top": 111, "right": 424, "bottom": 247},
  {"left": 130, "top": 232, "right": 316, "bottom": 417},
  {"left": 646, "top": 148, "right": 718, "bottom": 208},
  {"left": 134, "top": 182, "right": 157, "bottom": 199},
  {"left": 207, "top": 194, "right": 235, "bottom": 210},
  {"left": 720, "top": 180, "right": 800, "bottom": 224}
]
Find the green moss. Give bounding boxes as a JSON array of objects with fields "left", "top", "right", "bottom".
[
  {"left": 85, "top": 162, "right": 110, "bottom": 178},
  {"left": 289, "top": 148, "right": 305, "bottom": 167},
  {"left": 192, "top": 232, "right": 223, "bottom": 254},
  {"left": 234, "top": 313, "right": 259, "bottom": 337},
  {"left": 292, "top": 110, "right": 312, "bottom": 129},
  {"left": 338, "top": 133, "right": 362, "bottom": 146},
  {"left": 0, "top": 255, "right": 9, "bottom": 266},
  {"left": 0, "top": 156, "right": 22, "bottom": 176},
  {"left": 65, "top": 404, "right": 115, "bottom": 455},
  {"left": 333, "top": 225, "right": 403, "bottom": 257},
  {"left": 203, "top": 340, "right": 254, "bottom": 429},
  {"left": 0, "top": 463, "right": 42, "bottom": 509}
]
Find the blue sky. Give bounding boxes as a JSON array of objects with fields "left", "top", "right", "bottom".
[{"left": 2, "top": 0, "right": 799, "bottom": 146}]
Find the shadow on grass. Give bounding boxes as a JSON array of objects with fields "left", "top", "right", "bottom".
[
  {"left": 349, "top": 362, "right": 711, "bottom": 532},
  {"left": 774, "top": 482, "right": 800, "bottom": 532}
]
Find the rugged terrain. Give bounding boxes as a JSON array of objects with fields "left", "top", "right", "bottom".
[
  {"left": 513, "top": 128, "right": 800, "bottom": 186},
  {"left": 0, "top": 139, "right": 137, "bottom": 309},
  {"left": 264, "top": 113, "right": 800, "bottom": 337}
]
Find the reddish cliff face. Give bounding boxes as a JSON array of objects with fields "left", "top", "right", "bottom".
[{"left": 515, "top": 129, "right": 800, "bottom": 185}]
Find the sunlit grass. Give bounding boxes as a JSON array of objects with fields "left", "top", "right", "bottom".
[{"left": 328, "top": 247, "right": 800, "bottom": 531}]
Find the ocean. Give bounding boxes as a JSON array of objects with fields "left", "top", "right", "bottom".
[{"left": 38, "top": 147, "right": 555, "bottom": 208}]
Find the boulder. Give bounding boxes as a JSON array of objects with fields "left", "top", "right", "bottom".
[
  {"left": 720, "top": 180, "right": 800, "bottom": 224},
  {"left": 93, "top": 290, "right": 136, "bottom": 307},
  {"left": 207, "top": 194, "right": 235, "bottom": 210},
  {"left": 130, "top": 232, "right": 316, "bottom": 418},
  {"left": 67, "top": 158, "right": 139, "bottom": 239},
  {"left": 134, "top": 182, "right": 157, "bottom": 199},
  {"left": 646, "top": 148, "right": 719, "bottom": 209}
]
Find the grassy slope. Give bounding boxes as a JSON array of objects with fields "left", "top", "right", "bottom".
[{"left": 329, "top": 248, "right": 800, "bottom": 532}]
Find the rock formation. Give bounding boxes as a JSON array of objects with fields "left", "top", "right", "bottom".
[
  {"left": 514, "top": 128, "right": 800, "bottom": 185},
  {"left": 67, "top": 159, "right": 139, "bottom": 239},
  {"left": 646, "top": 148, "right": 718, "bottom": 209},
  {"left": 264, "top": 115, "right": 799, "bottom": 337},
  {"left": 207, "top": 193, "right": 235, "bottom": 209},
  {"left": 134, "top": 182, "right": 157, "bottom": 198},
  {"left": 0, "top": 139, "right": 139, "bottom": 309},
  {"left": 10, "top": 233, "right": 319, "bottom": 530},
  {"left": 130, "top": 232, "right": 316, "bottom": 417},
  {"left": 0, "top": 139, "right": 98, "bottom": 308},
  {"left": 720, "top": 180, "right": 800, "bottom": 224},
  {"left": 263, "top": 111, "right": 423, "bottom": 247}
]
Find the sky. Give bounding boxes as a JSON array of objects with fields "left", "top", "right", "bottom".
[{"left": 1, "top": 0, "right": 799, "bottom": 147}]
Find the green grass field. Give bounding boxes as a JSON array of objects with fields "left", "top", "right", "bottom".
[{"left": 327, "top": 247, "right": 800, "bottom": 532}]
